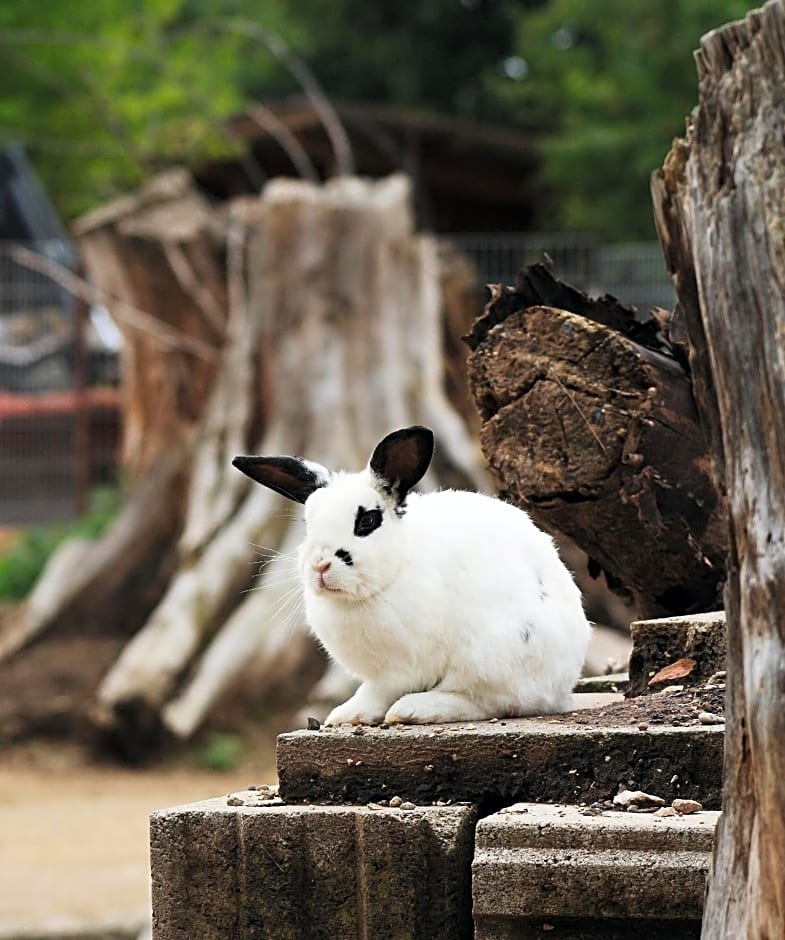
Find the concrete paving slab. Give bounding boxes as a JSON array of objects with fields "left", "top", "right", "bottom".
[
  {"left": 277, "top": 712, "right": 723, "bottom": 809},
  {"left": 575, "top": 673, "right": 629, "bottom": 694},
  {"left": 150, "top": 796, "right": 476, "bottom": 940},
  {"left": 473, "top": 802, "right": 719, "bottom": 939},
  {"left": 628, "top": 611, "right": 725, "bottom": 696},
  {"left": 569, "top": 692, "right": 624, "bottom": 708}
]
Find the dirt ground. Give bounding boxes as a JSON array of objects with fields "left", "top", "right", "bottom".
[
  {"left": 567, "top": 683, "right": 725, "bottom": 727},
  {"left": 0, "top": 739, "right": 278, "bottom": 939}
]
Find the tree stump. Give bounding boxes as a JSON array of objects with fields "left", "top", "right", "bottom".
[
  {"left": 652, "top": 1, "right": 785, "bottom": 934},
  {"left": 0, "top": 171, "right": 485, "bottom": 752},
  {"left": 465, "top": 264, "right": 727, "bottom": 618},
  {"left": 75, "top": 169, "right": 228, "bottom": 479}
]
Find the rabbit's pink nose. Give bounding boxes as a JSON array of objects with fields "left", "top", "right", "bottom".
[{"left": 315, "top": 560, "right": 331, "bottom": 574}]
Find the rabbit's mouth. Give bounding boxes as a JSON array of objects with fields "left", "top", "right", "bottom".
[
  {"left": 305, "top": 555, "right": 352, "bottom": 595},
  {"left": 315, "top": 573, "right": 344, "bottom": 594}
]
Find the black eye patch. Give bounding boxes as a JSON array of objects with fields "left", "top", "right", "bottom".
[{"left": 354, "top": 506, "right": 383, "bottom": 537}]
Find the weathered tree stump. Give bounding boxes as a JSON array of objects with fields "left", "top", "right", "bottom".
[
  {"left": 76, "top": 169, "right": 228, "bottom": 479},
  {"left": 0, "top": 173, "right": 223, "bottom": 677},
  {"left": 0, "top": 171, "right": 485, "bottom": 752},
  {"left": 465, "top": 264, "right": 727, "bottom": 618},
  {"left": 652, "top": 2, "right": 785, "bottom": 935}
]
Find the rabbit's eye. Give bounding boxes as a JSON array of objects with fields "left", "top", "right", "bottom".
[{"left": 354, "top": 507, "right": 383, "bottom": 537}]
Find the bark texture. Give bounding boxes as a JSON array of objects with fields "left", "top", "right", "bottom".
[
  {"left": 75, "top": 169, "right": 227, "bottom": 479},
  {"left": 651, "top": 2, "right": 785, "bottom": 935},
  {"left": 466, "top": 265, "right": 727, "bottom": 617}
]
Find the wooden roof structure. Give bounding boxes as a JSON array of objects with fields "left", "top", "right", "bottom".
[{"left": 195, "top": 97, "right": 539, "bottom": 232}]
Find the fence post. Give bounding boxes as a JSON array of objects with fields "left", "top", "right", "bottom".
[{"left": 73, "top": 263, "right": 90, "bottom": 518}]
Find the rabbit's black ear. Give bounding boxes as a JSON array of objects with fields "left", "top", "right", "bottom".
[
  {"left": 369, "top": 426, "right": 434, "bottom": 505},
  {"left": 232, "top": 455, "right": 329, "bottom": 504}
]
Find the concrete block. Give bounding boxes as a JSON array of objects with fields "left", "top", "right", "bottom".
[
  {"left": 627, "top": 611, "right": 726, "bottom": 696},
  {"left": 574, "top": 672, "right": 629, "bottom": 694},
  {"left": 277, "top": 718, "right": 723, "bottom": 809},
  {"left": 473, "top": 802, "right": 719, "bottom": 940},
  {"left": 150, "top": 794, "right": 476, "bottom": 940}
]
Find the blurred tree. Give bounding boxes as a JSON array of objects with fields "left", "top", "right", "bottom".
[
  {"left": 239, "top": 0, "right": 530, "bottom": 123},
  {"left": 0, "top": 0, "right": 763, "bottom": 236},
  {"left": 0, "top": 0, "right": 531, "bottom": 218},
  {"left": 503, "top": 0, "right": 758, "bottom": 238},
  {"left": 0, "top": 0, "right": 295, "bottom": 216}
]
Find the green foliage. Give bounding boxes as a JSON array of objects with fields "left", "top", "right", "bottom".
[
  {"left": 252, "top": 0, "right": 530, "bottom": 122},
  {"left": 0, "top": 486, "right": 121, "bottom": 601},
  {"left": 196, "top": 731, "right": 245, "bottom": 772},
  {"left": 0, "top": 0, "right": 763, "bottom": 236},
  {"left": 0, "top": 1, "right": 296, "bottom": 216},
  {"left": 0, "top": 0, "right": 530, "bottom": 217},
  {"left": 0, "top": 527, "right": 61, "bottom": 602},
  {"left": 504, "top": 0, "right": 759, "bottom": 238}
]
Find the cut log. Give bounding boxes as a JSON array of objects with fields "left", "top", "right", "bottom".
[
  {"left": 651, "top": 2, "right": 785, "bottom": 934},
  {"left": 466, "top": 266, "right": 727, "bottom": 617}
]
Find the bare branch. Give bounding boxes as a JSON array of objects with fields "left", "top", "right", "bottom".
[
  {"left": 0, "top": 21, "right": 342, "bottom": 184},
  {"left": 163, "top": 243, "right": 227, "bottom": 336},
  {"left": 242, "top": 103, "right": 319, "bottom": 184},
  {"left": 11, "top": 246, "right": 217, "bottom": 362},
  {"left": 223, "top": 18, "right": 355, "bottom": 177}
]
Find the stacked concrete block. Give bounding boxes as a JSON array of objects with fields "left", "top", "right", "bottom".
[
  {"left": 277, "top": 716, "right": 723, "bottom": 809},
  {"left": 150, "top": 795, "right": 476, "bottom": 939},
  {"left": 473, "top": 803, "right": 718, "bottom": 939},
  {"left": 150, "top": 613, "right": 727, "bottom": 939},
  {"left": 627, "top": 611, "right": 726, "bottom": 695}
]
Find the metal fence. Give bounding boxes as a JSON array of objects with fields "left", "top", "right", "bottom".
[
  {"left": 0, "top": 234, "right": 673, "bottom": 528},
  {"left": 447, "top": 232, "right": 674, "bottom": 315},
  {"left": 0, "top": 242, "right": 120, "bottom": 526}
]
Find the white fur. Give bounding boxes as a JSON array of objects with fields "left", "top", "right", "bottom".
[{"left": 296, "top": 468, "right": 591, "bottom": 726}]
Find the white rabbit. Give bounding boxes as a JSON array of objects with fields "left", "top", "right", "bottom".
[{"left": 233, "top": 426, "right": 590, "bottom": 726}]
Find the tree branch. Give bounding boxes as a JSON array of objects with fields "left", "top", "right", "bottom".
[{"left": 11, "top": 246, "right": 217, "bottom": 362}]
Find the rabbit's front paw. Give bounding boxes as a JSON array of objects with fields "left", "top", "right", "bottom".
[
  {"left": 323, "top": 683, "right": 391, "bottom": 726},
  {"left": 385, "top": 690, "right": 486, "bottom": 724},
  {"left": 324, "top": 700, "right": 382, "bottom": 726}
]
